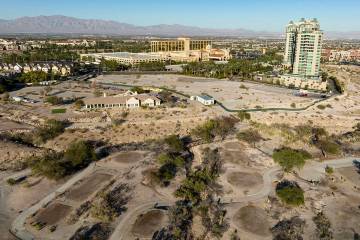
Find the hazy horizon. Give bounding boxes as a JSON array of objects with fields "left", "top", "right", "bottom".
[{"left": 1, "top": 0, "right": 360, "bottom": 32}]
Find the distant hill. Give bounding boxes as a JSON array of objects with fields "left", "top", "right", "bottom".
[
  {"left": 0, "top": 15, "right": 358, "bottom": 39},
  {"left": 0, "top": 15, "right": 279, "bottom": 37}
]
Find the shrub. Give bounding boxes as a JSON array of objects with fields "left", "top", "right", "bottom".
[
  {"left": 316, "top": 140, "right": 341, "bottom": 155},
  {"left": 237, "top": 129, "right": 262, "bottom": 146},
  {"left": 237, "top": 111, "right": 251, "bottom": 122},
  {"left": 91, "top": 183, "right": 131, "bottom": 222},
  {"left": 130, "top": 86, "right": 148, "bottom": 94},
  {"left": 271, "top": 216, "right": 305, "bottom": 240},
  {"left": 239, "top": 84, "right": 248, "bottom": 90},
  {"left": 156, "top": 163, "right": 177, "bottom": 186},
  {"left": 64, "top": 140, "right": 97, "bottom": 168},
  {"left": 192, "top": 117, "right": 238, "bottom": 142},
  {"left": 313, "top": 212, "right": 333, "bottom": 240},
  {"left": 45, "top": 96, "right": 63, "bottom": 105},
  {"left": 74, "top": 99, "right": 84, "bottom": 109},
  {"left": 276, "top": 180, "right": 304, "bottom": 206},
  {"left": 325, "top": 166, "right": 334, "bottom": 175},
  {"left": 317, "top": 104, "right": 326, "bottom": 110},
  {"left": 272, "top": 147, "right": 311, "bottom": 172},
  {"left": 32, "top": 119, "right": 67, "bottom": 145},
  {"left": 6, "top": 178, "right": 17, "bottom": 185},
  {"left": 164, "top": 135, "right": 184, "bottom": 152},
  {"left": 28, "top": 151, "right": 67, "bottom": 180},
  {"left": 290, "top": 103, "right": 296, "bottom": 108},
  {"left": 29, "top": 140, "right": 97, "bottom": 180}
]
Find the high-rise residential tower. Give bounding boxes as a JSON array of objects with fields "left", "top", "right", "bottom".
[{"left": 284, "top": 18, "right": 323, "bottom": 79}]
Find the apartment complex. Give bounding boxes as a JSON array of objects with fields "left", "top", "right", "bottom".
[
  {"left": 322, "top": 49, "right": 360, "bottom": 62},
  {"left": 284, "top": 18, "right": 323, "bottom": 78},
  {"left": 150, "top": 38, "right": 211, "bottom": 53}
]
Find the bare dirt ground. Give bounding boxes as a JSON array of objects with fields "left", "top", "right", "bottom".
[
  {"left": 95, "top": 74, "right": 316, "bottom": 109},
  {"left": 33, "top": 202, "right": 72, "bottom": 226},
  {"left": 131, "top": 209, "right": 169, "bottom": 238},
  {"left": 227, "top": 172, "right": 263, "bottom": 189},
  {"left": 233, "top": 205, "right": 271, "bottom": 237},
  {"left": 65, "top": 172, "right": 113, "bottom": 202},
  {"left": 112, "top": 151, "right": 147, "bottom": 164}
]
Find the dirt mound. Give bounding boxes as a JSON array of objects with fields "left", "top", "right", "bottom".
[
  {"left": 227, "top": 172, "right": 263, "bottom": 189},
  {"left": 233, "top": 205, "right": 270, "bottom": 236},
  {"left": 131, "top": 210, "right": 168, "bottom": 238}
]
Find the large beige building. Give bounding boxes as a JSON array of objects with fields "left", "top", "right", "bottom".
[
  {"left": 81, "top": 37, "right": 230, "bottom": 65},
  {"left": 151, "top": 38, "right": 211, "bottom": 53},
  {"left": 150, "top": 37, "right": 230, "bottom": 62}
]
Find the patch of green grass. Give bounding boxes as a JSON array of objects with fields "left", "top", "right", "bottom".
[{"left": 51, "top": 108, "right": 66, "bottom": 114}]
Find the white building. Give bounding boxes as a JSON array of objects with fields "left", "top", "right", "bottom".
[
  {"left": 284, "top": 18, "right": 323, "bottom": 78},
  {"left": 80, "top": 52, "right": 167, "bottom": 65},
  {"left": 83, "top": 94, "right": 161, "bottom": 109},
  {"left": 191, "top": 95, "right": 215, "bottom": 106}
]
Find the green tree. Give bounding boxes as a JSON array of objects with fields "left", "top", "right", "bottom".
[
  {"left": 276, "top": 180, "right": 304, "bottom": 206},
  {"left": 272, "top": 147, "right": 311, "bottom": 172},
  {"left": 64, "top": 140, "right": 97, "bottom": 168},
  {"left": 164, "top": 135, "right": 185, "bottom": 152},
  {"left": 74, "top": 99, "right": 84, "bottom": 109},
  {"left": 19, "top": 71, "right": 48, "bottom": 83},
  {"left": 33, "top": 119, "right": 67, "bottom": 144}
]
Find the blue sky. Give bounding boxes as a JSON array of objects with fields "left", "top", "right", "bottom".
[{"left": 1, "top": 0, "right": 359, "bottom": 31}]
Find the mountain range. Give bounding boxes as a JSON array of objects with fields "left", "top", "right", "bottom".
[{"left": 0, "top": 15, "right": 359, "bottom": 39}]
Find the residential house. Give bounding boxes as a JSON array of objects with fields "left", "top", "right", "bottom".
[
  {"left": 23, "top": 64, "right": 31, "bottom": 73},
  {"left": 84, "top": 94, "right": 161, "bottom": 110},
  {"left": 41, "top": 64, "right": 50, "bottom": 73},
  {"left": 51, "top": 65, "right": 60, "bottom": 74},
  {"left": 13, "top": 64, "right": 22, "bottom": 73},
  {"left": 60, "top": 65, "right": 71, "bottom": 76}
]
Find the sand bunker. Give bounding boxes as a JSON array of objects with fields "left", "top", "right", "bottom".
[
  {"left": 233, "top": 205, "right": 270, "bottom": 236},
  {"left": 113, "top": 151, "right": 145, "bottom": 164},
  {"left": 66, "top": 173, "right": 112, "bottom": 201},
  {"left": 227, "top": 172, "right": 263, "bottom": 189},
  {"left": 221, "top": 150, "right": 250, "bottom": 164},
  {"left": 131, "top": 210, "right": 168, "bottom": 238},
  {"left": 34, "top": 202, "right": 72, "bottom": 226},
  {"left": 223, "top": 141, "right": 246, "bottom": 151}
]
